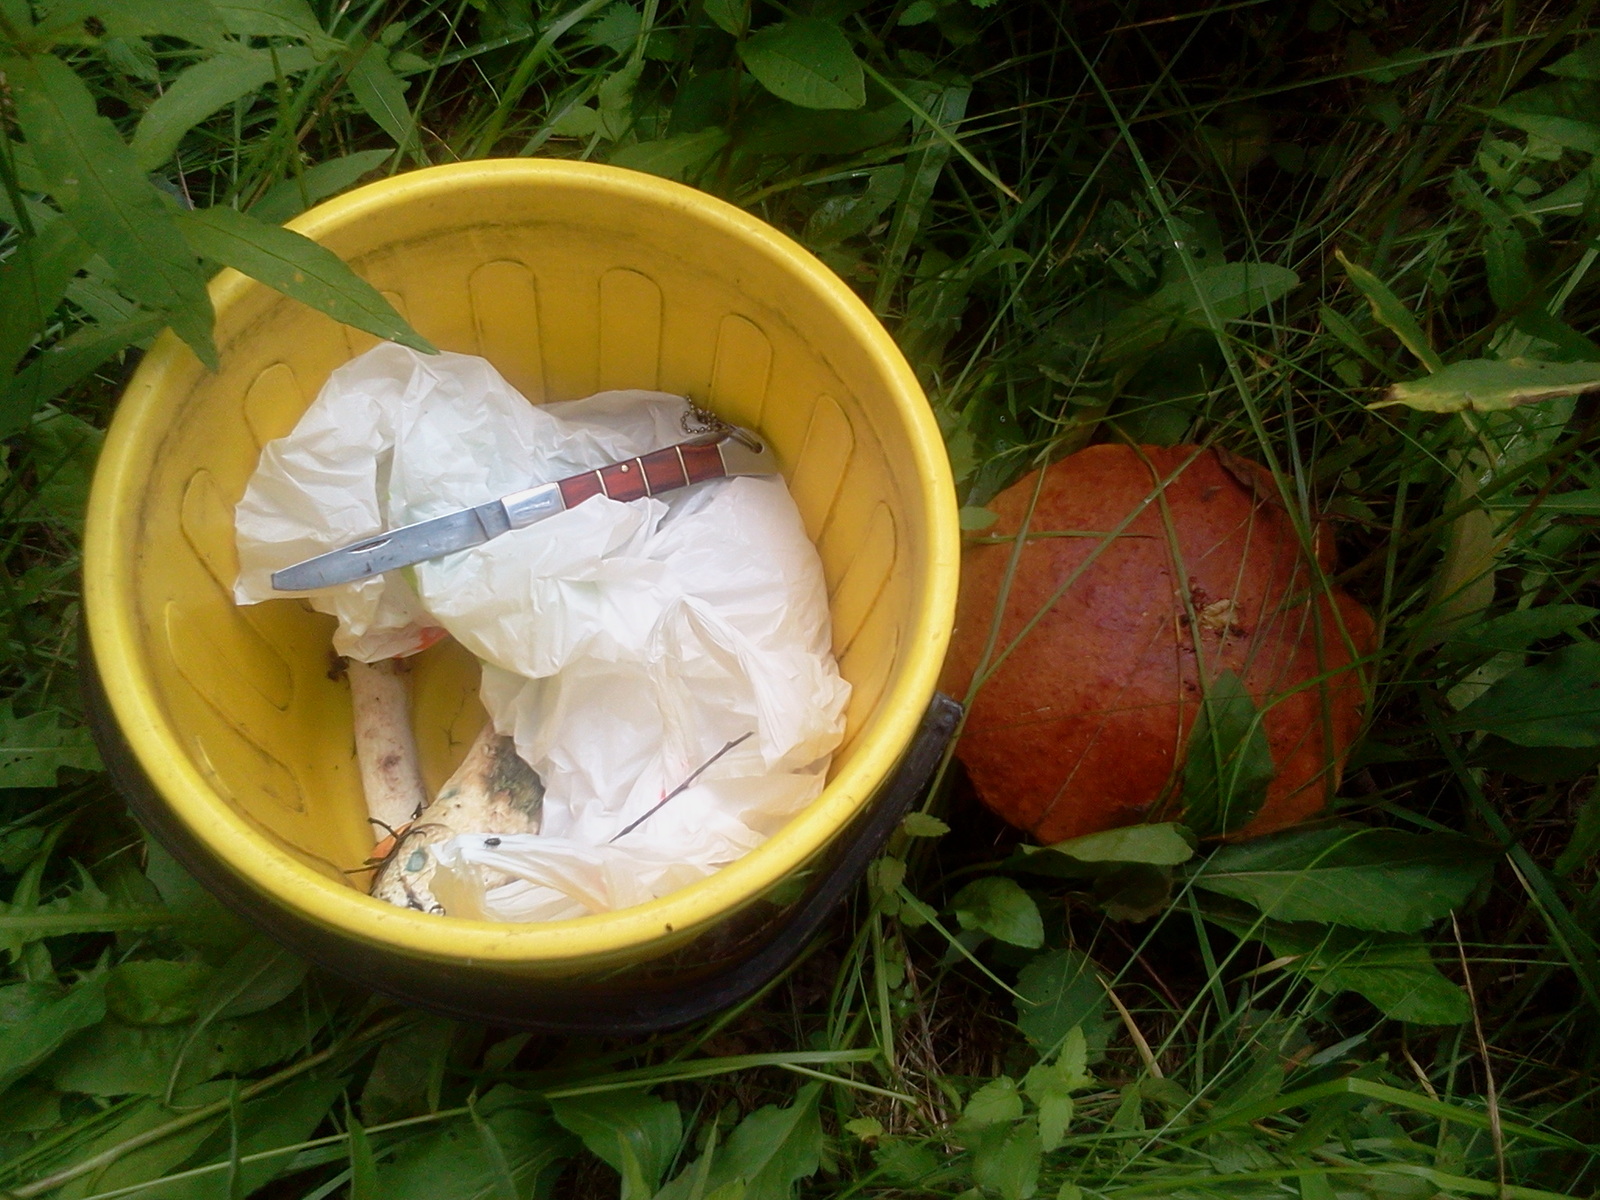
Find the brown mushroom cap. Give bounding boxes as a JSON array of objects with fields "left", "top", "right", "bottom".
[{"left": 942, "top": 444, "right": 1375, "bottom": 843}]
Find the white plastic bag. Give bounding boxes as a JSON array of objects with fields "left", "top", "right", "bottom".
[{"left": 235, "top": 343, "right": 851, "bottom": 922}]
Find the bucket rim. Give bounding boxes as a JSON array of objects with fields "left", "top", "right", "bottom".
[{"left": 84, "top": 158, "right": 960, "bottom": 967}]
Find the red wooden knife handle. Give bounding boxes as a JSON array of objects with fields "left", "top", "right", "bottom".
[{"left": 556, "top": 440, "right": 727, "bottom": 508}]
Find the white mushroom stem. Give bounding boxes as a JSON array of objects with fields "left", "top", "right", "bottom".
[{"left": 347, "top": 657, "right": 429, "bottom": 839}]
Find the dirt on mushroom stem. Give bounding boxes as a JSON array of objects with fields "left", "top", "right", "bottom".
[{"left": 369, "top": 723, "right": 544, "bottom": 915}]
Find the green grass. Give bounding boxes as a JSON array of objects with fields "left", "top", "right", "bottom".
[{"left": 3, "top": 1, "right": 1600, "bottom": 1197}]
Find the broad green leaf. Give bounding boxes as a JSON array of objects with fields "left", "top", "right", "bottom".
[
  {"left": 52, "top": 1091, "right": 229, "bottom": 1200},
  {"left": 1190, "top": 825, "right": 1495, "bottom": 932},
  {"left": 970, "top": 1121, "right": 1041, "bottom": 1200},
  {"left": 900, "top": 811, "right": 950, "bottom": 838},
  {"left": 0, "top": 1080, "right": 60, "bottom": 1134},
  {"left": 1022, "top": 1029, "right": 1090, "bottom": 1152},
  {"left": 1334, "top": 249, "right": 1443, "bottom": 373},
  {"left": 1438, "top": 605, "right": 1598, "bottom": 661},
  {"left": 1013, "top": 950, "right": 1111, "bottom": 1057},
  {"left": 0, "top": 880, "right": 170, "bottom": 958},
  {"left": 874, "top": 1139, "right": 939, "bottom": 1184},
  {"left": 1483, "top": 223, "right": 1533, "bottom": 310},
  {"left": 101, "top": 33, "right": 161, "bottom": 80},
  {"left": 711, "top": 1084, "right": 823, "bottom": 1200},
  {"left": 844, "top": 1116, "right": 884, "bottom": 1140},
  {"left": 141, "top": 1077, "right": 347, "bottom": 1200},
  {"left": 962, "top": 1076, "right": 1023, "bottom": 1126},
  {"left": 64, "top": 271, "right": 138, "bottom": 324},
  {"left": 0, "top": 975, "right": 106, "bottom": 1093},
  {"left": 804, "top": 165, "right": 905, "bottom": 248},
  {"left": 2, "top": 312, "right": 165, "bottom": 437},
  {"left": 249, "top": 148, "right": 396, "bottom": 225},
  {"left": 1156, "top": 260, "right": 1299, "bottom": 324},
  {"left": 1102, "top": 262, "right": 1299, "bottom": 362},
  {"left": 106, "top": 960, "right": 216, "bottom": 1026},
  {"left": 142, "top": 837, "right": 252, "bottom": 955},
  {"left": 5, "top": 53, "right": 217, "bottom": 368},
  {"left": 1546, "top": 37, "right": 1600, "bottom": 80},
  {"left": 48, "top": 1003, "right": 315, "bottom": 1095},
  {"left": 469, "top": 1098, "right": 521, "bottom": 1200},
  {"left": 740, "top": 102, "right": 909, "bottom": 156},
  {"left": 28, "top": 402, "right": 101, "bottom": 525},
  {"left": 582, "top": 1, "right": 642, "bottom": 52},
  {"left": 1476, "top": 736, "right": 1600, "bottom": 785},
  {"left": 597, "top": 60, "right": 643, "bottom": 139},
  {"left": 174, "top": 206, "right": 433, "bottom": 352},
  {"left": 1374, "top": 357, "right": 1600, "bottom": 413},
  {"left": 34, "top": 0, "right": 229, "bottom": 49},
  {"left": 870, "top": 855, "right": 906, "bottom": 897},
  {"left": 195, "top": 935, "right": 308, "bottom": 1020},
  {"left": 1040, "top": 823, "right": 1195, "bottom": 866},
  {"left": 1092, "top": 863, "right": 1177, "bottom": 923},
  {"left": 611, "top": 128, "right": 730, "bottom": 181},
  {"left": 740, "top": 19, "right": 865, "bottom": 110},
  {"left": 657, "top": 1085, "right": 823, "bottom": 1200},
  {"left": 131, "top": 45, "right": 320, "bottom": 170},
  {"left": 380, "top": 1107, "right": 572, "bottom": 1199},
  {"left": 1527, "top": 166, "right": 1598, "bottom": 218},
  {"left": 1447, "top": 641, "right": 1600, "bottom": 746},
  {"left": 1180, "top": 670, "right": 1275, "bottom": 837},
  {"left": 1266, "top": 922, "right": 1470, "bottom": 1025},
  {"left": 0, "top": 698, "right": 101, "bottom": 787},
  {"left": 0, "top": 826, "right": 45, "bottom": 872},
  {"left": 703, "top": 0, "right": 748, "bottom": 37},
  {"left": 549, "top": 1088, "right": 681, "bottom": 1199},
  {"left": 347, "top": 46, "right": 416, "bottom": 151},
  {"left": 1032, "top": 1092, "right": 1074, "bottom": 1154},
  {"left": 360, "top": 1014, "right": 458, "bottom": 1125},
  {"left": 1491, "top": 80, "right": 1600, "bottom": 153},
  {"left": 214, "top": 0, "right": 343, "bottom": 55},
  {"left": 951, "top": 877, "right": 1043, "bottom": 948},
  {"left": 0, "top": 215, "right": 93, "bottom": 385},
  {"left": 549, "top": 104, "right": 603, "bottom": 137},
  {"left": 1056, "top": 1025, "right": 1088, "bottom": 1081}
]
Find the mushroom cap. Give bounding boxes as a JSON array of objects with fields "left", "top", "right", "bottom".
[{"left": 943, "top": 444, "right": 1375, "bottom": 843}]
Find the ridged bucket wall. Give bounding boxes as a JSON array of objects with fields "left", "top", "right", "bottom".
[{"left": 83, "top": 160, "right": 959, "bottom": 1017}]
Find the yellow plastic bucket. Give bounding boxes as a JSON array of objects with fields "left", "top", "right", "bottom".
[{"left": 83, "top": 159, "right": 959, "bottom": 1030}]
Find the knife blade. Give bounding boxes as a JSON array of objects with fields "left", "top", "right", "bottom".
[{"left": 270, "top": 426, "right": 773, "bottom": 592}]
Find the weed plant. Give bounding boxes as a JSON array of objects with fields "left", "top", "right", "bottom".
[{"left": 2, "top": 1, "right": 1599, "bottom": 1198}]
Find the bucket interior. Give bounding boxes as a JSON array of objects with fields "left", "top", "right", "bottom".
[{"left": 99, "top": 165, "right": 949, "bottom": 916}]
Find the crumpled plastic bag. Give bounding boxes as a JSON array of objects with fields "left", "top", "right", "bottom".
[{"left": 235, "top": 342, "right": 851, "bottom": 922}]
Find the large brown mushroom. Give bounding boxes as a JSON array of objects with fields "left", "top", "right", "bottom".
[{"left": 942, "top": 444, "right": 1375, "bottom": 843}]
